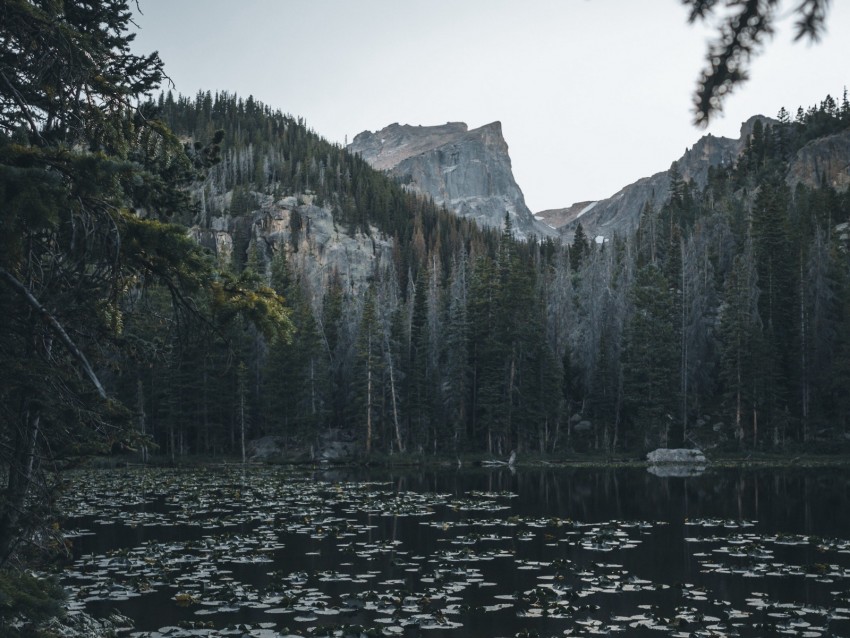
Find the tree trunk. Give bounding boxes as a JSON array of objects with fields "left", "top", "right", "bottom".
[
  {"left": 800, "top": 253, "right": 809, "bottom": 442},
  {"left": 366, "top": 333, "right": 372, "bottom": 455},
  {"left": 240, "top": 390, "right": 246, "bottom": 464},
  {"left": 0, "top": 407, "right": 41, "bottom": 566},
  {"left": 137, "top": 378, "right": 148, "bottom": 463},
  {"left": 681, "top": 237, "right": 688, "bottom": 444},
  {"left": 386, "top": 343, "right": 404, "bottom": 453},
  {"left": 736, "top": 357, "right": 743, "bottom": 446}
]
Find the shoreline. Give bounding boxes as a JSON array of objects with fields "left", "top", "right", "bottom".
[{"left": 87, "top": 450, "right": 850, "bottom": 472}]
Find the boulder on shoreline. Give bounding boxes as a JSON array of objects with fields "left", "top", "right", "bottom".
[
  {"left": 646, "top": 448, "right": 706, "bottom": 477},
  {"left": 246, "top": 435, "right": 286, "bottom": 460},
  {"left": 646, "top": 448, "right": 706, "bottom": 464}
]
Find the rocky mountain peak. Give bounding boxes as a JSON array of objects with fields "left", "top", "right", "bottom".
[
  {"left": 351, "top": 122, "right": 469, "bottom": 170},
  {"left": 349, "top": 121, "right": 555, "bottom": 240}
]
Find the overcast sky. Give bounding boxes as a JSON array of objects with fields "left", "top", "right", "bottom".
[{"left": 131, "top": 1, "right": 850, "bottom": 212}]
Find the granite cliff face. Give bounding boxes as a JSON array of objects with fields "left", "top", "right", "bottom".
[
  {"left": 190, "top": 192, "right": 393, "bottom": 304},
  {"left": 550, "top": 116, "right": 772, "bottom": 242},
  {"left": 787, "top": 129, "right": 850, "bottom": 192},
  {"left": 349, "top": 122, "right": 555, "bottom": 240}
]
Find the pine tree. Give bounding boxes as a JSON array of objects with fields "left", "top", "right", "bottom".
[
  {"left": 0, "top": 0, "right": 277, "bottom": 565},
  {"left": 264, "top": 250, "right": 328, "bottom": 444},
  {"left": 622, "top": 264, "right": 677, "bottom": 449},
  {"left": 353, "top": 287, "right": 383, "bottom": 454},
  {"left": 751, "top": 175, "right": 798, "bottom": 440},
  {"left": 832, "top": 267, "right": 850, "bottom": 434},
  {"left": 570, "top": 223, "right": 589, "bottom": 271},
  {"left": 443, "top": 251, "right": 470, "bottom": 452},
  {"left": 406, "top": 269, "right": 431, "bottom": 452},
  {"left": 718, "top": 247, "right": 763, "bottom": 447},
  {"left": 467, "top": 255, "right": 502, "bottom": 452}
]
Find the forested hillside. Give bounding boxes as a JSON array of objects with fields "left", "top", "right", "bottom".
[
  {"left": 4, "top": 3, "right": 849, "bottom": 634},
  {"left": 108, "top": 91, "right": 850, "bottom": 460},
  {"left": 3, "top": 3, "right": 849, "bottom": 480},
  {"left": 114, "top": 90, "right": 559, "bottom": 459}
]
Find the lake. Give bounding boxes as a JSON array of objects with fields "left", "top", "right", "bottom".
[{"left": 58, "top": 464, "right": 850, "bottom": 637}]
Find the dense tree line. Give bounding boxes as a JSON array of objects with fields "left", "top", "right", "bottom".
[
  {"left": 2, "top": 3, "right": 847, "bottom": 633},
  {"left": 2, "top": 4, "right": 849, "bottom": 577},
  {"left": 110, "top": 90, "right": 850, "bottom": 462}
]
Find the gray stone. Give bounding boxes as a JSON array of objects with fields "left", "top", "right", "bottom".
[
  {"left": 787, "top": 129, "right": 850, "bottom": 193},
  {"left": 646, "top": 448, "right": 707, "bottom": 478},
  {"left": 45, "top": 609, "right": 133, "bottom": 637},
  {"left": 246, "top": 435, "right": 286, "bottom": 460},
  {"left": 647, "top": 464, "right": 706, "bottom": 478},
  {"left": 570, "top": 413, "right": 583, "bottom": 424},
  {"left": 315, "top": 428, "right": 358, "bottom": 461},
  {"left": 646, "top": 448, "right": 706, "bottom": 464},
  {"left": 349, "top": 122, "right": 555, "bottom": 240},
  {"left": 318, "top": 440, "right": 358, "bottom": 461},
  {"left": 190, "top": 196, "right": 395, "bottom": 300},
  {"left": 573, "top": 420, "right": 592, "bottom": 433}
]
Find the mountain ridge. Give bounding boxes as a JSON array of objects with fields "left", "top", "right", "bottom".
[
  {"left": 545, "top": 116, "right": 770, "bottom": 241},
  {"left": 544, "top": 114, "right": 850, "bottom": 242},
  {"left": 349, "top": 120, "right": 556, "bottom": 240}
]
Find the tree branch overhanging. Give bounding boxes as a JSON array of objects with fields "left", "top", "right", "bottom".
[
  {"left": 0, "top": 267, "right": 107, "bottom": 399},
  {"left": 683, "top": 0, "right": 833, "bottom": 126}
]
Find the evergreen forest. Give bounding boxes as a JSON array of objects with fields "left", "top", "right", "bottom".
[
  {"left": 119, "top": 90, "right": 850, "bottom": 461},
  {"left": 2, "top": 0, "right": 850, "bottom": 592}
]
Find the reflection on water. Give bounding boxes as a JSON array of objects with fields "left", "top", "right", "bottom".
[{"left": 59, "top": 465, "right": 850, "bottom": 637}]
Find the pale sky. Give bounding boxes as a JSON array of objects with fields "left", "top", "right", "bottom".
[{"left": 131, "top": 1, "right": 850, "bottom": 213}]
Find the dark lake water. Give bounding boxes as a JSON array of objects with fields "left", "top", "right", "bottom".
[{"left": 59, "top": 464, "right": 850, "bottom": 637}]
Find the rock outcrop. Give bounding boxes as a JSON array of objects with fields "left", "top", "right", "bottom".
[
  {"left": 46, "top": 610, "right": 134, "bottom": 638},
  {"left": 787, "top": 129, "right": 850, "bottom": 192},
  {"left": 191, "top": 192, "right": 394, "bottom": 303},
  {"left": 535, "top": 201, "right": 596, "bottom": 233},
  {"left": 646, "top": 448, "right": 707, "bottom": 478},
  {"left": 646, "top": 448, "right": 707, "bottom": 465},
  {"left": 247, "top": 435, "right": 287, "bottom": 461},
  {"left": 349, "top": 122, "right": 555, "bottom": 240}
]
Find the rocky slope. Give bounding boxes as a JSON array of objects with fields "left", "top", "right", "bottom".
[
  {"left": 349, "top": 122, "right": 555, "bottom": 240},
  {"left": 550, "top": 116, "right": 772, "bottom": 242},
  {"left": 787, "top": 129, "right": 850, "bottom": 192},
  {"left": 548, "top": 117, "right": 850, "bottom": 244},
  {"left": 191, "top": 192, "right": 393, "bottom": 305}
]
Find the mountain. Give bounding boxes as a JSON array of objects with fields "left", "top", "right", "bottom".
[
  {"left": 348, "top": 121, "right": 556, "bottom": 240},
  {"left": 544, "top": 115, "right": 850, "bottom": 244},
  {"left": 547, "top": 116, "right": 772, "bottom": 242}
]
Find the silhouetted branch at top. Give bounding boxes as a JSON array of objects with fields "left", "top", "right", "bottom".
[{"left": 684, "top": 0, "right": 832, "bottom": 126}]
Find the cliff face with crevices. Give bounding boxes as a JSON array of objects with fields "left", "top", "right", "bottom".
[
  {"left": 787, "top": 129, "right": 850, "bottom": 192},
  {"left": 349, "top": 122, "right": 555, "bottom": 240},
  {"left": 190, "top": 193, "right": 394, "bottom": 304}
]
